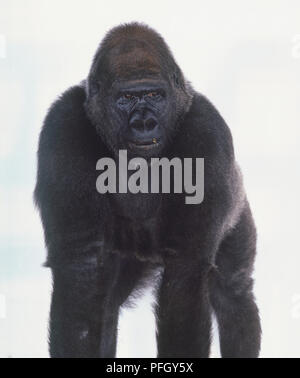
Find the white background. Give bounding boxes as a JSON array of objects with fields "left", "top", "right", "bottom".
[{"left": 0, "top": 0, "right": 300, "bottom": 358}]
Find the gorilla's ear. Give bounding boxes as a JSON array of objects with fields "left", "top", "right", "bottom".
[
  {"left": 172, "top": 71, "right": 180, "bottom": 87},
  {"left": 89, "top": 81, "right": 100, "bottom": 96},
  {"left": 172, "top": 65, "right": 186, "bottom": 91},
  {"left": 86, "top": 76, "right": 100, "bottom": 98},
  {"left": 171, "top": 66, "right": 193, "bottom": 116}
]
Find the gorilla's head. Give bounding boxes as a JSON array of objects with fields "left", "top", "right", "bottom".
[{"left": 85, "top": 23, "right": 193, "bottom": 158}]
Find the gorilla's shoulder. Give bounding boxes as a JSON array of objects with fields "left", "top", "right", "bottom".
[
  {"left": 187, "top": 92, "right": 228, "bottom": 130},
  {"left": 39, "top": 82, "right": 97, "bottom": 152},
  {"left": 177, "top": 92, "right": 235, "bottom": 161},
  {"left": 44, "top": 83, "right": 87, "bottom": 131}
]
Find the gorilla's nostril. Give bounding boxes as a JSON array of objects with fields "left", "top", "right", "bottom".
[
  {"left": 130, "top": 119, "right": 144, "bottom": 131},
  {"left": 145, "top": 118, "right": 158, "bottom": 131}
]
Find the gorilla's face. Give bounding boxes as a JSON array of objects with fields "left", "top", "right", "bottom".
[
  {"left": 86, "top": 74, "right": 176, "bottom": 158},
  {"left": 109, "top": 77, "right": 173, "bottom": 157}
]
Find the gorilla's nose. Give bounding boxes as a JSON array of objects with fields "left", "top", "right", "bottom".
[{"left": 129, "top": 115, "right": 158, "bottom": 134}]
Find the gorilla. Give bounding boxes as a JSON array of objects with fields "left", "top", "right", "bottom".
[{"left": 34, "top": 23, "right": 261, "bottom": 358}]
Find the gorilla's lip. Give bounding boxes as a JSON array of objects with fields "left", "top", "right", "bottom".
[{"left": 128, "top": 139, "right": 160, "bottom": 150}]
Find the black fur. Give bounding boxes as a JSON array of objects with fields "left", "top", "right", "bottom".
[{"left": 34, "top": 23, "right": 261, "bottom": 358}]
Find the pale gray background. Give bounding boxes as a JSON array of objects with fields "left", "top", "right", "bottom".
[{"left": 0, "top": 0, "right": 300, "bottom": 358}]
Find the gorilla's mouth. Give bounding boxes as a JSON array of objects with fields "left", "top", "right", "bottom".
[{"left": 128, "top": 138, "right": 160, "bottom": 151}]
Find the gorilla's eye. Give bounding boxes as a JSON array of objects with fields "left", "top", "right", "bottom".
[
  {"left": 147, "top": 92, "right": 158, "bottom": 98},
  {"left": 124, "top": 93, "right": 135, "bottom": 100},
  {"left": 145, "top": 91, "right": 164, "bottom": 102}
]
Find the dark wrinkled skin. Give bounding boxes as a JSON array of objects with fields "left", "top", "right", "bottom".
[{"left": 34, "top": 23, "right": 261, "bottom": 358}]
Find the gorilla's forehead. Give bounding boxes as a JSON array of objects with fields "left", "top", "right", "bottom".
[
  {"left": 112, "top": 77, "right": 167, "bottom": 92},
  {"left": 108, "top": 44, "right": 162, "bottom": 80}
]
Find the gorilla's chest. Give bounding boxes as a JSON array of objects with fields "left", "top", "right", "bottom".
[
  {"left": 107, "top": 193, "right": 163, "bottom": 262},
  {"left": 111, "top": 191, "right": 162, "bottom": 218}
]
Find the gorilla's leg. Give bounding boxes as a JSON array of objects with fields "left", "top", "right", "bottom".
[
  {"left": 156, "top": 258, "right": 212, "bottom": 358},
  {"left": 210, "top": 208, "right": 261, "bottom": 358},
  {"left": 49, "top": 248, "right": 150, "bottom": 358},
  {"left": 49, "top": 250, "right": 122, "bottom": 358}
]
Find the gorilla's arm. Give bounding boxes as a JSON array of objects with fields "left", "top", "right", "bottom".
[
  {"left": 35, "top": 85, "right": 122, "bottom": 357},
  {"left": 35, "top": 85, "right": 103, "bottom": 257},
  {"left": 156, "top": 94, "right": 260, "bottom": 358},
  {"left": 163, "top": 93, "right": 241, "bottom": 261}
]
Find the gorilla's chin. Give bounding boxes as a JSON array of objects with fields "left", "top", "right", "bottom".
[
  {"left": 128, "top": 139, "right": 161, "bottom": 151},
  {"left": 126, "top": 139, "right": 164, "bottom": 159}
]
